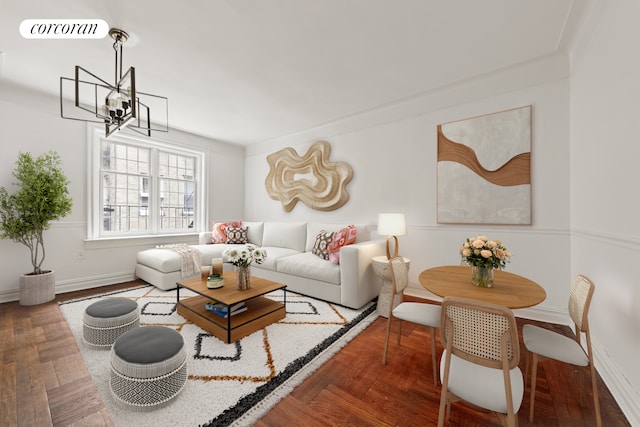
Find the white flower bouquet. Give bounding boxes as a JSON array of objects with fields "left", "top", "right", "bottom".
[{"left": 222, "top": 244, "right": 267, "bottom": 268}]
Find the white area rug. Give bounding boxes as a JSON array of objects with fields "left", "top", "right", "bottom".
[{"left": 59, "top": 285, "right": 377, "bottom": 426}]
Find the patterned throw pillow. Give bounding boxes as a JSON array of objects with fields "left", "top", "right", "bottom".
[
  {"left": 210, "top": 221, "right": 243, "bottom": 243},
  {"left": 328, "top": 225, "right": 357, "bottom": 264},
  {"left": 226, "top": 226, "right": 248, "bottom": 244},
  {"left": 312, "top": 230, "right": 335, "bottom": 260}
]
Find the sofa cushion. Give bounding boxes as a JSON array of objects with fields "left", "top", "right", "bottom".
[
  {"left": 199, "top": 231, "right": 214, "bottom": 245},
  {"left": 243, "top": 222, "right": 264, "bottom": 246},
  {"left": 257, "top": 247, "right": 302, "bottom": 271},
  {"left": 136, "top": 248, "right": 182, "bottom": 273},
  {"left": 194, "top": 244, "right": 235, "bottom": 264},
  {"left": 262, "top": 222, "right": 307, "bottom": 252},
  {"left": 226, "top": 226, "right": 248, "bottom": 244},
  {"left": 312, "top": 230, "right": 334, "bottom": 260},
  {"left": 277, "top": 252, "right": 341, "bottom": 285}
]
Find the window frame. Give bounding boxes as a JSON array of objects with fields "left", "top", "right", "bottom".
[{"left": 87, "top": 125, "right": 206, "bottom": 240}]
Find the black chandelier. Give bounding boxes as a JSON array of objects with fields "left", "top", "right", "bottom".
[{"left": 60, "top": 28, "right": 168, "bottom": 137}]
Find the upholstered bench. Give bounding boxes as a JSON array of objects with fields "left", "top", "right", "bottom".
[
  {"left": 83, "top": 298, "right": 140, "bottom": 349},
  {"left": 110, "top": 326, "right": 187, "bottom": 410}
]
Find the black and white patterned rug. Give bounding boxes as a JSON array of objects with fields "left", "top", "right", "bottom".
[{"left": 59, "top": 284, "right": 377, "bottom": 426}]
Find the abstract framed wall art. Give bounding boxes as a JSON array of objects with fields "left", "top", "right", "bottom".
[{"left": 437, "top": 105, "right": 531, "bottom": 224}]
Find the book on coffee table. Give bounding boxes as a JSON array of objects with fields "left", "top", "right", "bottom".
[
  {"left": 205, "top": 301, "right": 247, "bottom": 318},
  {"left": 215, "top": 306, "right": 247, "bottom": 318}
]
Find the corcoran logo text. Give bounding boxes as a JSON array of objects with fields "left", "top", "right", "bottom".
[{"left": 20, "top": 19, "right": 109, "bottom": 39}]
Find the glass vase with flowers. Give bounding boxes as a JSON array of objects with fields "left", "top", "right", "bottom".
[
  {"left": 460, "top": 235, "right": 511, "bottom": 288},
  {"left": 222, "top": 244, "right": 267, "bottom": 291}
]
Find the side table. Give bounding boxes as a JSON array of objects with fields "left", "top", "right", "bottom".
[{"left": 371, "top": 255, "right": 410, "bottom": 318}]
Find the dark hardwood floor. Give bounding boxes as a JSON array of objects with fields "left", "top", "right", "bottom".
[{"left": 1, "top": 282, "right": 631, "bottom": 426}]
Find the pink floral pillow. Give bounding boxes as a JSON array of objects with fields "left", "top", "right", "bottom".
[
  {"left": 210, "top": 221, "right": 243, "bottom": 243},
  {"left": 328, "top": 225, "right": 357, "bottom": 264}
]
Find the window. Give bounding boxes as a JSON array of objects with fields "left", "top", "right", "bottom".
[{"left": 89, "top": 127, "right": 204, "bottom": 239}]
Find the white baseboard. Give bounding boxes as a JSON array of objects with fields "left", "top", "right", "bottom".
[
  {"left": 55, "top": 271, "right": 137, "bottom": 294},
  {"left": 593, "top": 338, "right": 640, "bottom": 426},
  {"left": 0, "top": 271, "right": 137, "bottom": 304},
  {"left": 0, "top": 288, "right": 19, "bottom": 304},
  {"left": 404, "top": 281, "right": 640, "bottom": 425}
]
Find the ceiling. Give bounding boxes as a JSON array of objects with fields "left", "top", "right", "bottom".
[{"left": 0, "top": 0, "right": 583, "bottom": 145}]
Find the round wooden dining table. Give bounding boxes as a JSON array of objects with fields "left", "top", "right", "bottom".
[{"left": 418, "top": 265, "right": 546, "bottom": 309}]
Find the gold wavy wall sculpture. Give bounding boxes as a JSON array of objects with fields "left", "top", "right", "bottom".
[
  {"left": 437, "top": 126, "right": 531, "bottom": 186},
  {"left": 265, "top": 141, "right": 354, "bottom": 212}
]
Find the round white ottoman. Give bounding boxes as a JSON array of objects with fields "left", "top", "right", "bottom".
[
  {"left": 83, "top": 297, "right": 139, "bottom": 349},
  {"left": 110, "top": 326, "right": 187, "bottom": 410}
]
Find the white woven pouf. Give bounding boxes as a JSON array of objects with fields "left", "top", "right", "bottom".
[
  {"left": 83, "top": 298, "right": 139, "bottom": 349},
  {"left": 110, "top": 326, "right": 187, "bottom": 410}
]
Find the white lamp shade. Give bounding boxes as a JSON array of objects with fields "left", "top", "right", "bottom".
[{"left": 377, "top": 213, "right": 407, "bottom": 236}]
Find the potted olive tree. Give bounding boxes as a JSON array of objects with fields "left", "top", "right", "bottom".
[{"left": 0, "top": 151, "right": 73, "bottom": 305}]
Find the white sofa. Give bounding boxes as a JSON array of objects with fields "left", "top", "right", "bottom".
[{"left": 135, "top": 222, "right": 386, "bottom": 309}]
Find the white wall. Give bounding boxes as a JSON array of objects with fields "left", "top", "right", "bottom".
[
  {"left": 0, "top": 81, "right": 245, "bottom": 301},
  {"left": 246, "top": 54, "right": 573, "bottom": 321},
  {"left": 569, "top": 1, "right": 640, "bottom": 421},
  {"left": 243, "top": 38, "right": 640, "bottom": 420}
]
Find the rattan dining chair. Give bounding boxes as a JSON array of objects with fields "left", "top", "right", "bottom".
[
  {"left": 523, "top": 274, "right": 601, "bottom": 427},
  {"left": 382, "top": 256, "right": 441, "bottom": 386},
  {"left": 438, "top": 297, "right": 524, "bottom": 427}
]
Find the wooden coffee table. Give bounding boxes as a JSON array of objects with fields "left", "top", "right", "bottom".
[{"left": 176, "top": 271, "right": 287, "bottom": 343}]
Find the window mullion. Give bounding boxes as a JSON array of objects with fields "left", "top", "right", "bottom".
[{"left": 149, "top": 147, "right": 159, "bottom": 234}]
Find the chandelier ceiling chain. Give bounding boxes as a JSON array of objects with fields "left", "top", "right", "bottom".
[
  {"left": 113, "top": 30, "right": 125, "bottom": 85},
  {"left": 102, "top": 29, "right": 133, "bottom": 132}
]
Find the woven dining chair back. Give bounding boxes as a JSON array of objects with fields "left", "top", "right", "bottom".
[
  {"left": 568, "top": 274, "right": 595, "bottom": 335},
  {"left": 389, "top": 256, "right": 409, "bottom": 295},
  {"left": 441, "top": 297, "right": 519, "bottom": 371},
  {"left": 438, "top": 297, "right": 523, "bottom": 427}
]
